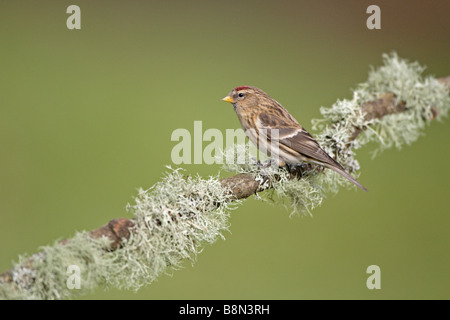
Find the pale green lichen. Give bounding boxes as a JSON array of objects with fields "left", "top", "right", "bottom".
[
  {"left": 1, "top": 232, "right": 113, "bottom": 300},
  {"left": 354, "top": 52, "right": 449, "bottom": 155},
  {"left": 1, "top": 168, "right": 236, "bottom": 298}
]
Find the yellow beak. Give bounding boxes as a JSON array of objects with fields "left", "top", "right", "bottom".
[{"left": 222, "top": 95, "right": 235, "bottom": 103}]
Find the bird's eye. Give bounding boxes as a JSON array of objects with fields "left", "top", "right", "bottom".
[{"left": 238, "top": 92, "right": 244, "bottom": 98}]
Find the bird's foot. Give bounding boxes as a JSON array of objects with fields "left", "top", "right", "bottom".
[{"left": 251, "top": 157, "right": 274, "bottom": 169}]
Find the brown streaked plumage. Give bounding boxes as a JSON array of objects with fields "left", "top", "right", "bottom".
[{"left": 222, "top": 86, "right": 367, "bottom": 191}]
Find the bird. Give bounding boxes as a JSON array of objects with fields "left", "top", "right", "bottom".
[{"left": 222, "top": 86, "right": 367, "bottom": 191}]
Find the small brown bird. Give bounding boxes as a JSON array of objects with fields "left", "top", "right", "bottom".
[{"left": 222, "top": 86, "right": 367, "bottom": 191}]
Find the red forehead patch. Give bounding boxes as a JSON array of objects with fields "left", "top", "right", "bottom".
[{"left": 234, "top": 86, "right": 250, "bottom": 91}]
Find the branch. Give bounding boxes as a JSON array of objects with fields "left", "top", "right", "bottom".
[{"left": 1, "top": 55, "right": 448, "bottom": 299}]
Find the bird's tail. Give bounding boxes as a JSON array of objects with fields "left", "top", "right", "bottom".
[{"left": 322, "top": 161, "right": 368, "bottom": 192}]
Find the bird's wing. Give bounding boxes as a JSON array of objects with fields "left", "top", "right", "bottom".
[
  {"left": 257, "top": 112, "right": 336, "bottom": 166},
  {"left": 257, "top": 111, "right": 367, "bottom": 191}
]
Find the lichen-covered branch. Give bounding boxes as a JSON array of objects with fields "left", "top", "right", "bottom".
[{"left": 1, "top": 53, "right": 448, "bottom": 299}]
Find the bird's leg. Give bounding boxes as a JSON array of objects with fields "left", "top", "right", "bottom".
[
  {"left": 251, "top": 157, "right": 274, "bottom": 168},
  {"left": 257, "top": 158, "right": 278, "bottom": 189}
]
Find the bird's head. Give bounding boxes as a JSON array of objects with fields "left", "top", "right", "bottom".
[{"left": 222, "top": 86, "right": 267, "bottom": 110}]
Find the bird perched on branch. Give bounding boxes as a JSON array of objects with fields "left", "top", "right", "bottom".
[{"left": 222, "top": 86, "right": 367, "bottom": 191}]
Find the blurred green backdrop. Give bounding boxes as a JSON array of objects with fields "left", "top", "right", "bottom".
[{"left": 0, "top": 0, "right": 448, "bottom": 299}]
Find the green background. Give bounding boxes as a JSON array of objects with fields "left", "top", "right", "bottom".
[{"left": 0, "top": 0, "right": 448, "bottom": 299}]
